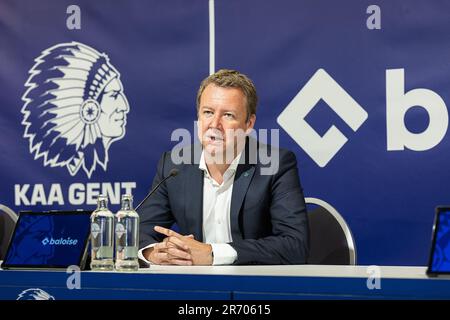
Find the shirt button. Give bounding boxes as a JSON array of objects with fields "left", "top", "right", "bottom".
[{"left": 217, "top": 220, "right": 221, "bottom": 224}]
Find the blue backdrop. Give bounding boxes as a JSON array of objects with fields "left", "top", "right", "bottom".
[{"left": 1, "top": 0, "right": 449, "bottom": 266}]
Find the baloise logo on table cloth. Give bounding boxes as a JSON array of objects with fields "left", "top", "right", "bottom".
[{"left": 21, "top": 42, "right": 130, "bottom": 178}]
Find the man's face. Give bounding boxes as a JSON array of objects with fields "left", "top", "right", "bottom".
[
  {"left": 197, "top": 84, "right": 255, "bottom": 162},
  {"left": 98, "top": 78, "right": 129, "bottom": 138}
]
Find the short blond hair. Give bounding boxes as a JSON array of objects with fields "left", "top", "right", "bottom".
[{"left": 196, "top": 69, "right": 258, "bottom": 121}]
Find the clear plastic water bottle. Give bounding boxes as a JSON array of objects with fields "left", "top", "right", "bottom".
[
  {"left": 115, "top": 194, "right": 139, "bottom": 271},
  {"left": 90, "top": 195, "right": 114, "bottom": 271}
]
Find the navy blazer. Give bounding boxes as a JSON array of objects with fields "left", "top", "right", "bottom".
[{"left": 137, "top": 139, "right": 309, "bottom": 265}]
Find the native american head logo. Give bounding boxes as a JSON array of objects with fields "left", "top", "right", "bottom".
[
  {"left": 21, "top": 42, "right": 130, "bottom": 178},
  {"left": 17, "top": 288, "right": 55, "bottom": 300}
]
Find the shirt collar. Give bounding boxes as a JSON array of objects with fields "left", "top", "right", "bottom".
[{"left": 199, "top": 150, "right": 243, "bottom": 178}]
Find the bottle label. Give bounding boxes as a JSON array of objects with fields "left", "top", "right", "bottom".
[
  {"left": 115, "top": 222, "right": 125, "bottom": 237},
  {"left": 96, "top": 246, "right": 113, "bottom": 259},
  {"left": 123, "top": 246, "right": 138, "bottom": 258},
  {"left": 116, "top": 222, "right": 125, "bottom": 252},
  {"left": 91, "top": 223, "right": 100, "bottom": 239}
]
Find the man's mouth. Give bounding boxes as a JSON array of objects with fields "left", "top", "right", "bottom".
[{"left": 207, "top": 135, "right": 224, "bottom": 142}]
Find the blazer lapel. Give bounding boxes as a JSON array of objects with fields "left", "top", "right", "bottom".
[
  {"left": 184, "top": 164, "right": 204, "bottom": 241},
  {"left": 183, "top": 143, "right": 204, "bottom": 242},
  {"left": 230, "top": 163, "right": 255, "bottom": 241}
]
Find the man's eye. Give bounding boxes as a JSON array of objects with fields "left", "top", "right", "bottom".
[
  {"left": 224, "top": 113, "right": 235, "bottom": 119},
  {"left": 203, "top": 110, "right": 213, "bottom": 116}
]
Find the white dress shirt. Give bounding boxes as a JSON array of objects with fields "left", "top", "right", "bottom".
[
  {"left": 199, "top": 151, "right": 239, "bottom": 265},
  {"left": 138, "top": 151, "right": 240, "bottom": 265}
]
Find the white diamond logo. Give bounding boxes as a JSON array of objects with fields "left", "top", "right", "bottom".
[{"left": 277, "top": 68, "right": 368, "bottom": 167}]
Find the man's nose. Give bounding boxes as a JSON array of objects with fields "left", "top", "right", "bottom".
[{"left": 210, "top": 113, "right": 222, "bottom": 129}]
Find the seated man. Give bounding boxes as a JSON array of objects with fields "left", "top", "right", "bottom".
[{"left": 137, "top": 69, "right": 309, "bottom": 265}]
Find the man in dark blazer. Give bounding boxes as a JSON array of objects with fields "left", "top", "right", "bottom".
[{"left": 137, "top": 69, "right": 309, "bottom": 265}]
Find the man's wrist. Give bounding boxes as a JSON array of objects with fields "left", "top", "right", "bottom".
[
  {"left": 208, "top": 244, "right": 213, "bottom": 265},
  {"left": 209, "top": 243, "right": 238, "bottom": 265},
  {"left": 143, "top": 247, "right": 155, "bottom": 264},
  {"left": 138, "top": 243, "right": 159, "bottom": 265}
]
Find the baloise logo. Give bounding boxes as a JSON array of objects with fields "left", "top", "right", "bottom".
[
  {"left": 41, "top": 237, "right": 78, "bottom": 246},
  {"left": 277, "top": 69, "right": 368, "bottom": 167},
  {"left": 277, "top": 68, "right": 449, "bottom": 167},
  {"left": 21, "top": 42, "right": 130, "bottom": 178}
]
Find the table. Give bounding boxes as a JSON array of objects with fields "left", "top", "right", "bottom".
[{"left": 0, "top": 265, "right": 449, "bottom": 300}]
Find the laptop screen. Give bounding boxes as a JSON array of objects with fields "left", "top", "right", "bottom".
[
  {"left": 2, "top": 211, "right": 91, "bottom": 269},
  {"left": 427, "top": 207, "right": 450, "bottom": 275}
]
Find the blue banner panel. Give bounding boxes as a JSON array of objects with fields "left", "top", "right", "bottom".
[
  {"left": 0, "top": 0, "right": 209, "bottom": 209},
  {"left": 1, "top": 0, "right": 450, "bottom": 265},
  {"left": 215, "top": 0, "right": 450, "bottom": 265}
]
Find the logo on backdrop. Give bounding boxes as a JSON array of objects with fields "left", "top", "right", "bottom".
[
  {"left": 21, "top": 42, "right": 130, "bottom": 178},
  {"left": 278, "top": 68, "right": 449, "bottom": 167},
  {"left": 277, "top": 69, "right": 368, "bottom": 167},
  {"left": 17, "top": 288, "right": 55, "bottom": 300}
]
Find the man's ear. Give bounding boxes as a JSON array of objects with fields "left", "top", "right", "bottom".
[{"left": 245, "top": 114, "right": 256, "bottom": 134}]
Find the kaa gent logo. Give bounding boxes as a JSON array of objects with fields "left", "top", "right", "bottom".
[
  {"left": 21, "top": 42, "right": 130, "bottom": 178},
  {"left": 277, "top": 69, "right": 368, "bottom": 167},
  {"left": 17, "top": 288, "right": 55, "bottom": 300}
]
